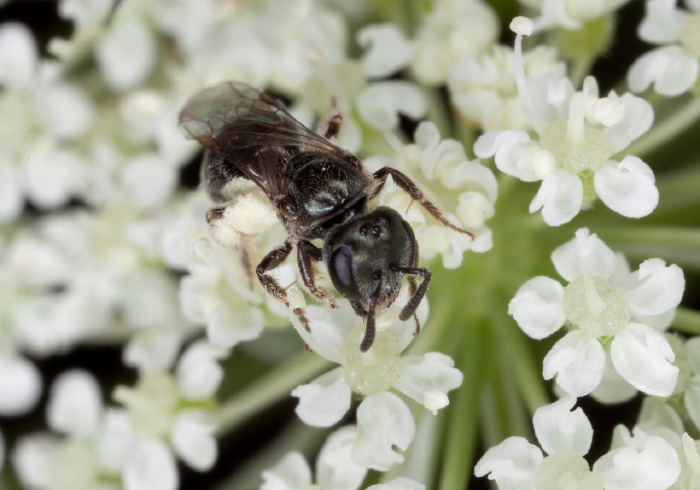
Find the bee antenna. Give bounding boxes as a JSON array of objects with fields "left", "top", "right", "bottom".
[{"left": 360, "top": 279, "right": 383, "bottom": 352}]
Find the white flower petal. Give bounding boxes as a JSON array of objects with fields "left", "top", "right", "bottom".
[
  {"left": 508, "top": 276, "right": 566, "bottom": 339},
  {"left": 367, "top": 477, "right": 425, "bottom": 490},
  {"left": 533, "top": 397, "right": 593, "bottom": 456},
  {"left": 316, "top": 426, "right": 367, "bottom": 490},
  {"left": 261, "top": 451, "right": 312, "bottom": 490},
  {"left": 529, "top": 170, "right": 583, "bottom": 226},
  {"left": 25, "top": 147, "right": 84, "bottom": 209},
  {"left": 618, "top": 259, "right": 685, "bottom": 317},
  {"left": 122, "top": 155, "right": 177, "bottom": 211},
  {"left": 551, "top": 228, "right": 617, "bottom": 281},
  {"left": 352, "top": 392, "right": 415, "bottom": 471},
  {"left": 627, "top": 45, "right": 699, "bottom": 97},
  {"left": 124, "top": 440, "right": 178, "bottom": 490},
  {"left": 35, "top": 83, "right": 94, "bottom": 139},
  {"left": 13, "top": 435, "right": 58, "bottom": 489},
  {"left": 589, "top": 353, "right": 639, "bottom": 404},
  {"left": 124, "top": 330, "right": 181, "bottom": 374},
  {"left": 206, "top": 303, "right": 264, "bottom": 349},
  {"left": 611, "top": 322, "right": 678, "bottom": 397},
  {"left": 605, "top": 92, "right": 654, "bottom": 154},
  {"left": 685, "top": 376, "right": 700, "bottom": 432},
  {"left": 594, "top": 157, "right": 659, "bottom": 218},
  {"left": 638, "top": 0, "right": 686, "bottom": 44},
  {"left": 291, "top": 367, "right": 352, "bottom": 428},
  {"left": 593, "top": 428, "right": 681, "bottom": 490},
  {"left": 0, "top": 23, "right": 37, "bottom": 88},
  {"left": 59, "top": 0, "right": 114, "bottom": 26},
  {"left": 392, "top": 353, "right": 463, "bottom": 414},
  {"left": 176, "top": 340, "right": 227, "bottom": 400},
  {"left": 171, "top": 410, "right": 218, "bottom": 471},
  {"left": 474, "top": 436, "right": 543, "bottom": 484},
  {"left": 637, "top": 397, "right": 684, "bottom": 447},
  {"left": 357, "top": 24, "right": 413, "bottom": 78},
  {"left": 357, "top": 81, "right": 426, "bottom": 131},
  {"left": 96, "top": 18, "right": 156, "bottom": 91},
  {"left": 97, "top": 409, "right": 137, "bottom": 474},
  {"left": 0, "top": 353, "right": 42, "bottom": 416},
  {"left": 543, "top": 330, "right": 605, "bottom": 397},
  {"left": 473, "top": 130, "right": 538, "bottom": 181},
  {"left": 48, "top": 370, "right": 102, "bottom": 436}
]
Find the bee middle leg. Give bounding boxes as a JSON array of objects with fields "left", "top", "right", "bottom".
[
  {"left": 256, "top": 239, "right": 294, "bottom": 307},
  {"left": 297, "top": 240, "right": 338, "bottom": 308},
  {"left": 371, "top": 167, "right": 475, "bottom": 239}
]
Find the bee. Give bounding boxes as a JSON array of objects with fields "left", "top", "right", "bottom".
[{"left": 179, "top": 82, "right": 473, "bottom": 352}]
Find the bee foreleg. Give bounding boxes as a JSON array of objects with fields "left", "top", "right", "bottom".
[
  {"left": 372, "top": 167, "right": 475, "bottom": 239},
  {"left": 256, "top": 239, "right": 294, "bottom": 307},
  {"left": 297, "top": 240, "right": 338, "bottom": 308},
  {"left": 392, "top": 266, "right": 432, "bottom": 324}
]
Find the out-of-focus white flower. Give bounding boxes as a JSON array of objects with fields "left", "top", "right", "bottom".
[
  {"left": 0, "top": 353, "right": 42, "bottom": 416},
  {"left": 628, "top": 0, "right": 700, "bottom": 97},
  {"left": 475, "top": 397, "right": 602, "bottom": 488},
  {"left": 59, "top": 0, "right": 115, "bottom": 27},
  {"left": 367, "top": 122, "right": 496, "bottom": 268},
  {"left": 357, "top": 24, "right": 413, "bottom": 79},
  {"left": 13, "top": 370, "right": 136, "bottom": 490},
  {"left": 448, "top": 44, "right": 565, "bottom": 131},
  {"left": 475, "top": 24, "right": 657, "bottom": 226},
  {"left": 594, "top": 426, "right": 681, "bottom": 489},
  {"left": 410, "top": 0, "right": 499, "bottom": 86},
  {"left": 509, "top": 228, "right": 684, "bottom": 399},
  {"left": 180, "top": 235, "right": 292, "bottom": 349},
  {"left": 114, "top": 339, "right": 225, "bottom": 482},
  {"left": 518, "top": 0, "right": 631, "bottom": 31},
  {"left": 260, "top": 426, "right": 367, "bottom": 490},
  {"left": 0, "top": 23, "right": 93, "bottom": 222},
  {"left": 290, "top": 295, "right": 461, "bottom": 470},
  {"left": 95, "top": 2, "right": 156, "bottom": 92}
]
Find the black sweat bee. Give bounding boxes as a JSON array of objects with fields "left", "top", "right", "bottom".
[{"left": 179, "top": 82, "right": 473, "bottom": 352}]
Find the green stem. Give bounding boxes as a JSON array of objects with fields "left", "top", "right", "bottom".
[
  {"left": 569, "top": 56, "right": 593, "bottom": 89},
  {"left": 438, "top": 318, "right": 486, "bottom": 490},
  {"left": 217, "top": 352, "right": 330, "bottom": 434},
  {"left": 490, "top": 299, "right": 548, "bottom": 414},
  {"left": 624, "top": 96, "right": 700, "bottom": 159},
  {"left": 673, "top": 307, "right": 700, "bottom": 336}
]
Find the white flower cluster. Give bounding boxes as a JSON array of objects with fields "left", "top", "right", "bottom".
[
  {"left": 510, "top": 228, "right": 684, "bottom": 400},
  {"left": 475, "top": 22, "right": 658, "bottom": 226}
]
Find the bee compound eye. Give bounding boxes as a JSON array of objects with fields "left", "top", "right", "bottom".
[{"left": 328, "top": 245, "right": 360, "bottom": 300}]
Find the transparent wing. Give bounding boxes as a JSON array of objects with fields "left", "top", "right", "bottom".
[
  {"left": 179, "top": 81, "right": 349, "bottom": 198},
  {"left": 179, "top": 81, "right": 347, "bottom": 155}
]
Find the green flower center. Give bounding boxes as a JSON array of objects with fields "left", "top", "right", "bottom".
[
  {"left": 340, "top": 324, "right": 401, "bottom": 395},
  {"left": 539, "top": 120, "right": 612, "bottom": 174},
  {"left": 563, "top": 275, "right": 630, "bottom": 337}
]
